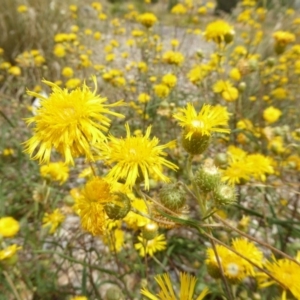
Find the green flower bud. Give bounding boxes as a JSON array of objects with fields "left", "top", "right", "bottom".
[
  {"left": 266, "top": 57, "right": 275, "bottom": 67},
  {"left": 213, "top": 184, "right": 236, "bottom": 206},
  {"left": 105, "top": 286, "right": 123, "bottom": 300},
  {"left": 206, "top": 263, "right": 222, "bottom": 279},
  {"left": 63, "top": 195, "right": 75, "bottom": 206},
  {"left": 214, "top": 153, "right": 228, "bottom": 168},
  {"left": 238, "top": 82, "right": 246, "bottom": 92},
  {"left": 142, "top": 222, "right": 159, "bottom": 240},
  {"left": 224, "top": 30, "right": 235, "bottom": 44},
  {"left": 159, "top": 183, "right": 186, "bottom": 211},
  {"left": 182, "top": 130, "right": 211, "bottom": 155},
  {"left": 104, "top": 193, "right": 131, "bottom": 220},
  {"left": 274, "top": 43, "right": 286, "bottom": 55},
  {"left": 194, "top": 159, "right": 221, "bottom": 193}
]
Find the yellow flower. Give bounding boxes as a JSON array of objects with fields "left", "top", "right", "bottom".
[
  {"left": 162, "top": 73, "right": 177, "bottom": 88},
  {"left": 263, "top": 106, "right": 282, "bottom": 123},
  {"left": 2, "top": 148, "right": 14, "bottom": 156},
  {"left": 258, "top": 254, "right": 300, "bottom": 300},
  {"left": 53, "top": 44, "right": 65, "bottom": 57},
  {"left": 40, "top": 162, "right": 69, "bottom": 184},
  {"left": 173, "top": 103, "right": 230, "bottom": 140},
  {"left": 8, "top": 66, "right": 21, "bottom": 76},
  {"left": 229, "top": 68, "right": 241, "bottom": 81},
  {"left": 103, "top": 228, "right": 124, "bottom": 252},
  {"left": 154, "top": 84, "right": 170, "bottom": 98},
  {"left": 137, "top": 12, "right": 158, "bottom": 28},
  {"left": 171, "top": 3, "right": 187, "bottom": 14},
  {"left": 23, "top": 77, "right": 124, "bottom": 165},
  {"left": 70, "top": 296, "right": 88, "bottom": 300},
  {"left": 273, "top": 31, "right": 295, "bottom": 46},
  {"left": 187, "top": 64, "right": 211, "bottom": 85},
  {"left": 61, "top": 67, "right": 74, "bottom": 78},
  {"left": 134, "top": 233, "right": 166, "bottom": 257},
  {"left": 141, "top": 272, "right": 209, "bottom": 300},
  {"left": 162, "top": 51, "right": 184, "bottom": 66},
  {"left": 74, "top": 177, "right": 115, "bottom": 236},
  {"left": 213, "top": 80, "right": 239, "bottom": 102},
  {"left": 123, "top": 198, "right": 150, "bottom": 229},
  {"left": 97, "top": 123, "right": 178, "bottom": 190},
  {"left": 138, "top": 93, "right": 151, "bottom": 103},
  {"left": 17, "top": 5, "right": 28, "bottom": 13},
  {"left": 0, "top": 217, "right": 20, "bottom": 238},
  {"left": 271, "top": 87, "right": 288, "bottom": 99},
  {"left": 204, "top": 20, "right": 235, "bottom": 44},
  {"left": 42, "top": 209, "right": 65, "bottom": 234},
  {"left": 65, "top": 78, "right": 81, "bottom": 89},
  {"left": 0, "top": 245, "right": 22, "bottom": 260}
]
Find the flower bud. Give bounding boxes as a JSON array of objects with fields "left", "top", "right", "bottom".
[
  {"left": 206, "top": 263, "right": 222, "bottom": 279},
  {"left": 194, "top": 159, "right": 221, "bottom": 193},
  {"left": 105, "top": 286, "right": 123, "bottom": 300},
  {"left": 213, "top": 184, "right": 236, "bottom": 206},
  {"left": 224, "top": 30, "right": 235, "bottom": 44},
  {"left": 214, "top": 153, "right": 228, "bottom": 168},
  {"left": 104, "top": 193, "right": 131, "bottom": 220},
  {"left": 159, "top": 183, "right": 186, "bottom": 211},
  {"left": 142, "top": 222, "right": 158, "bottom": 240},
  {"left": 63, "top": 195, "right": 75, "bottom": 206},
  {"left": 274, "top": 43, "right": 286, "bottom": 55},
  {"left": 266, "top": 57, "right": 275, "bottom": 67},
  {"left": 238, "top": 82, "right": 246, "bottom": 92},
  {"left": 182, "top": 130, "right": 211, "bottom": 155}
]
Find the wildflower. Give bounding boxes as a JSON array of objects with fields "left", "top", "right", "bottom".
[
  {"left": 162, "top": 73, "right": 177, "bottom": 88},
  {"left": 70, "top": 297, "right": 88, "bottom": 300},
  {"left": 124, "top": 198, "right": 150, "bottom": 229},
  {"left": 65, "top": 78, "right": 81, "bottom": 89},
  {"left": 0, "top": 217, "right": 20, "bottom": 238},
  {"left": 271, "top": 87, "right": 288, "bottom": 99},
  {"left": 229, "top": 68, "right": 241, "bottom": 81},
  {"left": 134, "top": 233, "right": 166, "bottom": 257},
  {"left": 2, "top": 148, "right": 14, "bottom": 156},
  {"left": 40, "top": 162, "right": 69, "bottom": 184},
  {"left": 263, "top": 106, "right": 282, "bottom": 123},
  {"left": 8, "top": 66, "right": 21, "bottom": 76},
  {"left": 17, "top": 5, "right": 28, "bottom": 13},
  {"left": 98, "top": 124, "right": 178, "bottom": 190},
  {"left": 174, "top": 103, "right": 230, "bottom": 140},
  {"left": 61, "top": 67, "right": 74, "bottom": 78},
  {"left": 187, "top": 64, "right": 211, "bottom": 85},
  {"left": 258, "top": 254, "right": 300, "bottom": 300},
  {"left": 171, "top": 3, "right": 187, "bottom": 14},
  {"left": 137, "top": 12, "right": 158, "bottom": 28},
  {"left": 273, "top": 31, "right": 295, "bottom": 47},
  {"left": 138, "top": 93, "right": 151, "bottom": 103},
  {"left": 0, "top": 245, "right": 22, "bottom": 261},
  {"left": 204, "top": 20, "right": 235, "bottom": 44},
  {"left": 74, "top": 177, "right": 115, "bottom": 236},
  {"left": 154, "top": 84, "right": 170, "bottom": 98},
  {"left": 141, "top": 272, "right": 209, "bottom": 300},
  {"left": 23, "top": 77, "right": 124, "bottom": 165},
  {"left": 213, "top": 80, "right": 239, "bottom": 102},
  {"left": 53, "top": 44, "right": 66, "bottom": 57},
  {"left": 162, "top": 51, "right": 184, "bottom": 66},
  {"left": 103, "top": 228, "right": 124, "bottom": 252},
  {"left": 42, "top": 209, "right": 65, "bottom": 234}
]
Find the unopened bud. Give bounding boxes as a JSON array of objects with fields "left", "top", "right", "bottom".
[
  {"left": 159, "top": 183, "right": 186, "bottom": 211},
  {"left": 213, "top": 184, "right": 236, "bottom": 206},
  {"left": 105, "top": 286, "right": 123, "bottom": 300},
  {"left": 104, "top": 193, "right": 131, "bottom": 220},
  {"left": 182, "top": 130, "right": 211, "bottom": 155},
  {"left": 142, "top": 222, "right": 159, "bottom": 240}
]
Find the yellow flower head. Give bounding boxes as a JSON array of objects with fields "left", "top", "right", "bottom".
[
  {"left": 61, "top": 67, "right": 74, "bottom": 78},
  {"left": 74, "top": 177, "right": 115, "bottom": 236},
  {"left": 273, "top": 31, "right": 295, "bottom": 46},
  {"left": 137, "top": 12, "right": 158, "bottom": 28},
  {"left": 204, "top": 20, "right": 235, "bottom": 44},
  {"left": 162, "top": 51, "right": 184, "bottom": 66},
  {"left": 98, "top": 123, "right": 178, "bottom": 190},
  {"left": 134, "top": 233, "right": 166, "bottom": 257},
  {"left": 171, "top": 3, "right": 187, "bottom": 14},
  {"left": 263, "top": 106, "right": 282, "bottom": 123},
  {"left": 40, "top": 162, "right": 69, "bottom": 184},
  {"left": 173, "top": 103, "right": 230, "bottom": 140},
  {"left": 42, "top": 209, "right": 65, "bottom": 234},
  {"left": 154, "top": 84, "right": 170, "bottom": 98},
  {"left": 162, "top": 73, "right": 177, "bottom": 88},
  {"left": 23, "top": 77, "right": 124, "bottom": 165},
  {"left": 0, "top": 244, "right": 22, "bottom": 261},
  {"left": 0, "top": 217, "right": 20, "bottom": 238},
  {"left": 141, "top": 272, "right": 209, "bottom": 300}
]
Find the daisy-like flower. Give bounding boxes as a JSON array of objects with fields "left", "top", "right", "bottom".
[
  {"left": 98, "top": 123, "right": 178, "bottom": 190},
  {"left": 204, "top": 20, "right": 235, "bottom": 44},
  {"left": 258, "top": 253, "right": 300, "bottom": 300},
  {"left": 74, "top": 177, "right": 116, "bottom": 236},
  {"left": 173, "top": 103, "right": 230, "bottom": 140},
  {"left": 0, "top": 217, "right": 20, "bottom": 238},
  {"left": 141, "top": 272, "right": 209, "bottom": 300},
  {"left": 23, "top": 77, "right": 124, "bottom": 165},
  {"left": 42, "top": 209, "right": 65, "bottom": 234},
  {"left": 134, "top": 233, "right": 167, "bottom": 257},
  {"left": 40, "top": 162, "right": 69, "bottom": 184},
  {"left": 0, "top": 244, "right": 22, "bottom": 261}
]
